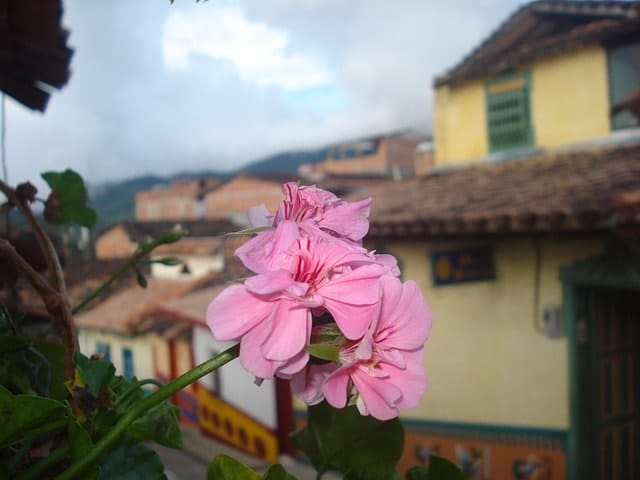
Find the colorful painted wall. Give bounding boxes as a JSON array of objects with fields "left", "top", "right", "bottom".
[
  {"left": 434, "top": 45, "right": 611, "bottom": 166},
  {"left": 401, "top": 422, "right": 566, "bottom": 479}
]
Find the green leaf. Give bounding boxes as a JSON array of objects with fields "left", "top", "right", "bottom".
[
  {"left": 129, "top": 401, "right": 183, "bottom": 449},
  {"left": 405, "top": 466, "right": 428, "bottom": 480},
  {"left": 262, "top": 464, "right": 299, "bottom": 480},
  {"left": 99, "top": 443, "right": 167, "bottom": 480},
  {"left": 135, "top": 269, "right": 148, "bottom": 288},
  {"left": 73, "top": 351, "right": 115, "bottom": 396},
  {"left": 345, "top": 468, "right": 402, "bottom": 480},
  {"left": 0, "top": 354, "right": 32, "bottom": 393},
  {"left": 41, "top": 169, "right": 97, "bottom": 228},
  {"left": 290, "top": 402, "right": 404, "bottom": 478},
  {"left": 207, "top": 455, "right": 261, "bottom": 480},
  {"left": 423, "top": 456, "right": 465, "bottom": 480},
  {"left": 33, "top": 340, "right": 67, "bottom": 401},
  {"left": 0, "top": 335, "right": 28, "bottom": 353},
  {"left": 306, "top": 344, "right": 340, "bottom": 362},
  {"left": 69, "top": 420, "right": 98, "bottom": 480},
  {"left": 0, "top": 385, "right": 67, "bottom": 447}
]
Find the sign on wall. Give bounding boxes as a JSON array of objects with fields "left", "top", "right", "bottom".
[{"left": 430, "top": 247, "right": 495, "bottom": 286}]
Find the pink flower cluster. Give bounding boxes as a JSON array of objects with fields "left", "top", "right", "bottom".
[{"left": 206, "top": 182, "right": 431, "bottom": 420}]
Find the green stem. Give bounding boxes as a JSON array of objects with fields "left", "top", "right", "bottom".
[
  {"left": 71, "top": 254, "right": 142, "bottom": 315},
  {"left": 115, "top": 378, "right": 165, "bottom": 407},
  {"left": 16, "top": 443, "right": 70, "bottom": 480},
  {"left": 72, "top": 231, "right": 185, "bottom": 315},
  {"left": 56, "top": 343, "right": 240, "bottom": 480}
]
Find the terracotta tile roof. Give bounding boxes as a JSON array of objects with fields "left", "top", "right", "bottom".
[
  {"left": 315, "top": 174, "right": 398, "bottom": 198},
  {"left": 100, "top": 218, "right": 241, "bottom": 240},
  {"left": 74, "top": 258, "right": 250, "bottom": 336},
  {"left": 436, "top": 1, "right": 640, "bottom": 87},
  {"left": 366, "top": 141, "right": 640, "bottom": 238},
  {"left": 0, "top": 0, "right": 73, "bottom": 111},
  {"left": 74, "top": 279, "right": 190, "bottom": 335},
  {"left": 157, "top": 285, "right": 226, "bottom": 329}
]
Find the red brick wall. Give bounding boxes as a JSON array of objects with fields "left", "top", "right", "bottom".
[{"left": 204, "top": 177, "right": 283, "bottom": 219}]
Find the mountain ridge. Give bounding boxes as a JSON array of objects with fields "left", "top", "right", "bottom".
[{"left": 89, "top": 148, "right": 327, "bottom": 227}]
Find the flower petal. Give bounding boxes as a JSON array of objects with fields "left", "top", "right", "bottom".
[
  {"left": 351, "top": 367, "right": 403, "bottom": 421},
  {"left": 319, "top": 264, "right": 382, "bottom": 339},
  {"left": 261, "top": 301, "right": 310, "bottom": 361},
  {"left": 291, "top": 363, "right": 336, "bottom": 405},
  {"left": 206, "top": 285, "right": 273, "bottom": 340},
  {"left": 323, "top": 367, "right": 351, "bottom": 409},
  {"left": 239, "top": 325, "right": 278, "bottom": 379},
  {"left": 235, "top": 220, "right": 300, "bottom": 273},
  {"left": 319, "top": 198, "right": 371, "bottom": 241},
  {"left": 383, "top": 348, "right": 427, "bottom": 410},
  {"left": 247, "top": 204, "right": 273, "bottom": 227},
  {"left": 244, "top": 270, "right": 296, "bottom": 296},
  {"left": 377, "top": 278, "right": 431, "bottom": 350}
]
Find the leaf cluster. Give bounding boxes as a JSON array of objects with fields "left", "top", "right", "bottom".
[{"left": 0, "top": 336, "right": 182, "bottom": 479}]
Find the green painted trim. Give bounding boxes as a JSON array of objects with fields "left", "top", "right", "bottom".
[
  {"left": 560, "top": 243, "right": 640, "bottom": 290},
  {"left": 485, "top": 70, "right": 535, "bottom": 153},
  {"left": 564, "top": 284, "right": 579, "bottom": 480},
  {"left": 401, "top": 418, "right": 567, "bottom": 444}
]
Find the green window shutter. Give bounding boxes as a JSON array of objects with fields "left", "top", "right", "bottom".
[{"left": 486, "top": 73, "right": 533, "bottom": 152}]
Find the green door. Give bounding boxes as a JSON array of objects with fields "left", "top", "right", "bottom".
[{"left": 590, "top": 290, "right": 639, "bottom": 479}]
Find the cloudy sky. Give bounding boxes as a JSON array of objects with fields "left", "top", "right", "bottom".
[{"left": 3, "top": 0, "right": 528, "bottom": 190}]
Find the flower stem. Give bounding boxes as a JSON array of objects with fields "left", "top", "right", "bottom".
[
  {"left": 15, "top": 444, "right": 70, "bottom": 480},
  {"left": 55, "top": 343, "right": 240, "bottom": 480}
]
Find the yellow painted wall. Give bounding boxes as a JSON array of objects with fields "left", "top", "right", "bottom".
[
  {"left": 531, "top": 45, "right": 610, "bottom": 148},
  {"left": 435, "top": 45, "right": 610, "bottom": 166},
  {"left": 198, "top": 387, "right": 279, "bottom": 463},
  {"left": 380, "top": 235, "right": 605, "bottom": 429},
  {"left": 434, "top": 82, "right": 488, "bottom": 165}
]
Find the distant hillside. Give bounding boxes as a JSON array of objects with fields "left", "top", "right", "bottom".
[
  {"left": 89, "top": 148, "right": 327, "bottom": 228},
  {"left": 242, "top": 148, "right": 326, "bottom": 175}
]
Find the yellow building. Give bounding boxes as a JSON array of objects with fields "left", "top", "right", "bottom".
[{"left": 367, "top": 2, "right": 640, "bottom": 479}]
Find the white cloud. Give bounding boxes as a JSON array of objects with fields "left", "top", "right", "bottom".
[{"left": 163, "top": 6, "right": 331, "bottom": 90}]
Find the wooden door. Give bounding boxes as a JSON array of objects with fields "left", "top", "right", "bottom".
[{"left": 593, "top": 290, "right": 639, "bottom": 479}]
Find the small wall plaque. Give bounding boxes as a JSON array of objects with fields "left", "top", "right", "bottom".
[{"left": 430, "top": 247, "right": 495, "bottom": 286}]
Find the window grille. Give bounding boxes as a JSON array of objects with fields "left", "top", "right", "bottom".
[{"left": 486, "top": 73, "right": 533, "bottom": 152}]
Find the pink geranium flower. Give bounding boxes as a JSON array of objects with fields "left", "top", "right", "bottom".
[
  {"left": 293, "top": 275, "right": 432, "bottom": 420},
  {"left": 237, "top": 182, "right": 372, "bottom": 273},
  {"left": 207, "top": 235, "right": 385, "bottom": 379}
]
